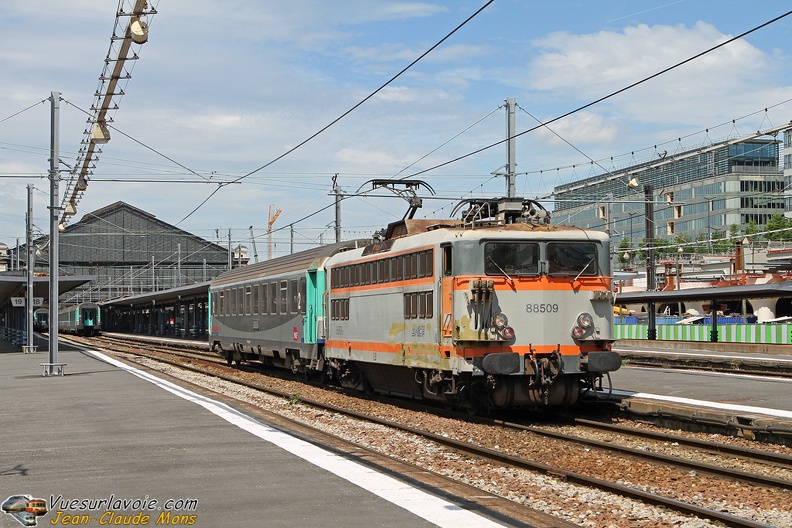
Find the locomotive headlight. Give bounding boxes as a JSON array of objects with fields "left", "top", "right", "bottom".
[
  {"left": 493, "top": 312, "right": 508, "bottom": 329},
  {"left": 572, "top": 312, "right": 594, "bottom": 339},
  {"left": 571, "top": 326, "right": 586, "bottom": 339},
  {"left": 502, "top": 326, "right": 515, "bottom": 340}
]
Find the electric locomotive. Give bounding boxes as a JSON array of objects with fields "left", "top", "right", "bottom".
[{"left": 209, "top": 197, "right": 619, "bottom": 409}]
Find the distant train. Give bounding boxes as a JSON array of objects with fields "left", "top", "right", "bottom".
[
  {"left": 58, "top": 302, "right": 101, "bottom": 336},
  {"left": 209, "top": 197, "right": 620, "bottom": 410},
  {"left": 33, "top": 308, "right": 49, "bottom": 332}
]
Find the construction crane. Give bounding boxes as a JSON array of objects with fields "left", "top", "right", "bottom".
[{"left": 267, "top": 206, "right": 281, "bottom": 260}]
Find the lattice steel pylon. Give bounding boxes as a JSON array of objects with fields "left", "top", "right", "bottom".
[{"left": 59, "top": 0, "right": 157, "bottom": 229}]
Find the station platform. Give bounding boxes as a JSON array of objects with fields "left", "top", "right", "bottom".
[
  {"left": 609, "top": 341, "right": 792, "bottom": 440},
  {"left": 0, "top": 337, "right": 533, "bottom": 528}
]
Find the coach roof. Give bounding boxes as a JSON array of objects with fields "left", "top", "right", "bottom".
[{"left": 211, "top": 239, "right": 370, "bottom": 288}]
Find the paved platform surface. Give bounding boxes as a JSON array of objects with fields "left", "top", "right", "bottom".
[
  {"left": 0, "top": 337, "right": 523, "bottom": 528},
  {"left": 609, "top": 342, "right": 792, "bottom": 436}
]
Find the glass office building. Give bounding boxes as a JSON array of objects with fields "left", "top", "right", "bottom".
[{"left": 551, "top": 131, "right": 787, "bottom": 251}]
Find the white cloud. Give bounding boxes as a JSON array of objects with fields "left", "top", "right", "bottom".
[
  {"left": 532, "top": 111, "right": 619, "bottom": 147},
  {"left": 534, "top": 23, "right": 772, "bottom": 117}
]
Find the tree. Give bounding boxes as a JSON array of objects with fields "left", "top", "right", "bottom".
[
  {"left": 764, "top": 214, "right": 791, "bottom": 241},
  {"left": 745, "top": 219, "right": 758, "bottom": 237}
]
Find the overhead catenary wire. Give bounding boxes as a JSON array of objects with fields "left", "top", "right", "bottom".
[
  {"left": 175, "top": 0, "right": 496, "bottom": 225},
  {"left": 404, "top": 9, "right": 792, "bottom": 180}
]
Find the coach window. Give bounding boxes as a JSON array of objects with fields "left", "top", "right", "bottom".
[
  {"left": 224, "top": 289, "right": 230, "bottom": 316},
  {"left": 299, "top": 277, "right": 306, "bottom": 314},
  {"left": 260, "top": 284, "right": 268, "bottom": 315},
  {"left": 217, "top": 291, "right": 223, "bottom": 316},
  {"left": 252, "top": 285, "right": 259, "bottom": 315},
  {"left": 280, "top": 280, "right": 288, "bottom": 314},
  {"left": 270, "top": 282, "right": 278, "bottom": 314},
  {"left": 289, "top": 279, "right": 299, "bottom": 313},
  {"left": 245, "top": 286, "right": 252, "bottom": 315}
]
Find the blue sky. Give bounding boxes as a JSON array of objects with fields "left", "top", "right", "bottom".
[{"left": 2, "top": 1, "right": 792, "bottom": 257}]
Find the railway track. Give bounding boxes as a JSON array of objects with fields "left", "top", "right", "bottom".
[{"left": 66, "top": 334, "right": 791, "bottom": 527}]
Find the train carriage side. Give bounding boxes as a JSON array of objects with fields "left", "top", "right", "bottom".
[
  {"left": 58, "top": 302, "right": 101, "bottom": 336},
  {"left": 322, "top": 220, "right": 619, "bottom": 408},
  {"left": 208, "top": 240, "right": 367, "bottom": 370}
]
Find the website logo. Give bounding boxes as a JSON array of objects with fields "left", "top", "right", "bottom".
[{"left": 2, "top": 495, "right": 48, "bottom": 526}]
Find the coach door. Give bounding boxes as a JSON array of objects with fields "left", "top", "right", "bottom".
[{"left": 303, "top": 267, "right": 321, "bottom": 344}]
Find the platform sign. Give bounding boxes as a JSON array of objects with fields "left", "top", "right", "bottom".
[{"left": 8, "top": 297, "right": 42, "bottom": 307}]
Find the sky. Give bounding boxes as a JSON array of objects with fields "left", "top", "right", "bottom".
[{"left": 2, "top": 0, "right": 792, "bottom": 258}]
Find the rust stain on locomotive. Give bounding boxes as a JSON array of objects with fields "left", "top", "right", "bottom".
[{"left": 388, "top": 322, "right": 408, "bottom": 337}]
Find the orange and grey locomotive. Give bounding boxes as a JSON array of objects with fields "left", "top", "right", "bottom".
[{"left": 209, "top": 198, "right": 619, "bottom": 409}]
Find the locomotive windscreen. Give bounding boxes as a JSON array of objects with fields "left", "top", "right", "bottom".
[
  {"left": 547, "top": 242, "right": 599, "bottom": 276},
  {"left": 484, "top": 242, "right": 539, "bottom": 275}
]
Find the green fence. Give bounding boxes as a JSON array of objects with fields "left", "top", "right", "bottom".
[{"left": 614, "top": 324, "right": 792, "bottom": 344}]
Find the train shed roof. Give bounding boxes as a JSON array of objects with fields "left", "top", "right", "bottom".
[
  {"left": 100, "top": 281, "right": 211, "bottom": 308},
  {"left": 0, "top": 273, "right": 96, "bottom": 308}
]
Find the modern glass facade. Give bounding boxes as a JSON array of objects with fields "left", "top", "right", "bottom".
[{"left": 552, "top": 132, "right": 787, "bottom": 252}]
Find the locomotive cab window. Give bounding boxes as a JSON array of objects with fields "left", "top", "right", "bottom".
[
  {"left": 547, "top": 242, "right": 598, "bottom": 276},
  {"left": 484, "top": 242, "right": 539, "bottom": 275}
]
